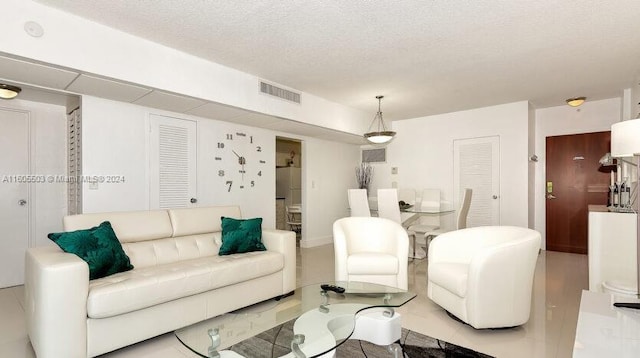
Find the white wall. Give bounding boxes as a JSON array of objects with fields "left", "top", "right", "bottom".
[
  {"left": 80, "top": 96, "right": 150, "bottom": 213},
  {"left": 0, "top": 99, "right": 67, "bottom": 248},
  {"left": 303, "top": 139, "right": 360, "bottom": 247},
  {"left": 79, "top": 96, "right": 360, "bottom": 244},
  {"left": 381, "top": 101, "right": 530, "bottom": 227},
  {"left": 0, "top": 0, "right": 370, "bottom": 135},
  {"left": 534, "top": 98, "right": 621, "bottom": 248}
]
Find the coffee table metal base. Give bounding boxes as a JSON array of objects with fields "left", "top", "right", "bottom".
[{"left": 213, "top": 306, "right": 402, "bottom": 358}]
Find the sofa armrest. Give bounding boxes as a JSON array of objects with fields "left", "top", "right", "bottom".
[
  {"left": 261, "top": 229, "right": 296, "bottom": 293},
  {"left": 25, "top": 246, "right": 89, "bottom": 358}
]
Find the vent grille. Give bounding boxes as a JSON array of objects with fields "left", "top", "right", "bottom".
[
  {"left": 158, "top": 124, "right": 189, "bottom": 209},
  {"left": 362, "top": 148, "right": 386, "bottom": 163},
  {"left": 260, "top": 81, "right": 301, "bottom": 104},
  {"left": 67, "top": 108, "right": 82, "bottom": 215}
]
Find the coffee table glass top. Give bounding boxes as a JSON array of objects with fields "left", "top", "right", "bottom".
[{"left": 175, "top": 281, "right": 416, "bottom": 358}]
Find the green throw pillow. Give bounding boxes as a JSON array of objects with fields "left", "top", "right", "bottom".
[
  {"left": 219, "top": 217, "right": 267, "bottom": 255},
  {"left": 48, "top": 221, "right": 133, "bottom": 280}
]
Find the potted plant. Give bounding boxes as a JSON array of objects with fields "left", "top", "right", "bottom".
[{"left": 355, "top": 162, "right": 373, "bottom": 194}]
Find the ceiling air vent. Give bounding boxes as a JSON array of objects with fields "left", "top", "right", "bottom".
[
  {"left": 259, "top": 81, "right": 301, "bottom": 104},
  {"left": 362, "top": 148, "right": 386, "bottom": 163}
]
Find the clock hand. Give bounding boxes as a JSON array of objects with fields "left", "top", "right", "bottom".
[{"left": 232, "top": 150, "right": 240, "bottom": 158}]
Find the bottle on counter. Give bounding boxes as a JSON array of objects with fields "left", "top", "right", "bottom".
[{"left": 613, "top": 184, "right": 619, "bottom": 208}]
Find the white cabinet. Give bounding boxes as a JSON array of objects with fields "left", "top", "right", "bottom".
[
  {"left": 276, "top": 167, "right": 301, "bottom": 207},
  {"left": 588, "top": 206, "right": 637, "bottom": 293}
]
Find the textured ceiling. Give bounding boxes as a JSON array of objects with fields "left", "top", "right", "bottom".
[{"left": 34, "top": 0, "right": 640, "bottom": 120}]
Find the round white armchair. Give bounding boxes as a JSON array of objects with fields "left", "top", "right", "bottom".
[
  {"left": 333, "top": 217, "right": 409, "bottom": 290},
  {"left": 427, "top": 226, "right": 541, "bottom": 329}
]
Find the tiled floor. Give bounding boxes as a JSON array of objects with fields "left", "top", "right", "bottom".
[{"left": 0, "top": 246, "right": 587, "bottom": 357}]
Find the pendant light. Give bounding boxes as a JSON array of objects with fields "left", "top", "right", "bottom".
[
  {"left": 364, "top": 95, "right": 396, "bottom": 144},
  {"left": 0, "top": 83, "right": 22, "bottom": 99}
]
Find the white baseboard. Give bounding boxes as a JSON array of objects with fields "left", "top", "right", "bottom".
[{"left": 300, "top": 235, "right": 333, "bottom": 248}]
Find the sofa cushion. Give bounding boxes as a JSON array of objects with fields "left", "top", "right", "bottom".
[
  {"left": 48, "top": 221, "right": 133, "bottom": 280},
  {"left": 429, "top": 262, "right": 469, "bottom": 297},
  {"left": 63, "top": 210, "right": 173, "bottom": 243},
  {"left": 121, "top": 233, "right": 221, "bottom": 269},
  {"left": 169, "top": 206, "right": 241, "bottom": 237},
  {"left": 347, "top": 253, "right": 398, "bottom": 275},
  {"left": 219, "top": 217, "right": 267, "bottom": 255},
  {"left": 86, "top": 250, "right": 284, "bottom": 318}
]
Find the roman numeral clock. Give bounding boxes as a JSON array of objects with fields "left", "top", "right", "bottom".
[{"left": 215, "top": 131, "right": 266, "bottom": 192}]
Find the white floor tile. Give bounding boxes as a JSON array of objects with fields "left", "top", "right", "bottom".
[{"left": 0, "top": 246, "right": 587, "bottom": 358}]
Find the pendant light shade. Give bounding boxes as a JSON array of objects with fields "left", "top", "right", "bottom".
[
  {"left": 0, "top": 83, "right": 22, "bottom": 99},
  {"left": 364, "top": 95, "right": 396, "bottom": 144}
]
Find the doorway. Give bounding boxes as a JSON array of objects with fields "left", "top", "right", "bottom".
[
  {"left": 275, "top": 137, "right": 302, "bottom": 239},
  {"left": 545, "top": 131, "right": 611, "bottom": 254},
  {"left": 0, "top": 108, "right": 30, "bottom": 288}
]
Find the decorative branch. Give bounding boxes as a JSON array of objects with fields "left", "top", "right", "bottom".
[{"left": 355, "top": 162, "right": 373, "bottom": 191}]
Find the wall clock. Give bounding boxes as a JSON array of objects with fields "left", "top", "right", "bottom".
[{"left": 215, "top": 130, "right": 266, "bottom": 192}]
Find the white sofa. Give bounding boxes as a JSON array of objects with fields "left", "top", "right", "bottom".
[
  {"left": 25, "top": 206, "right": 296, "bottom": 358},
  {"left": 427, "top": 226, "right": 541, "bottom": 329}
]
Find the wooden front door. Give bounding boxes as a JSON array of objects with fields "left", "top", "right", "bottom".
[{"left": 545, "top": 131, "right": 611, "bottom": 254}]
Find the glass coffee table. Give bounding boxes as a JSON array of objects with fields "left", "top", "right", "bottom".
[{"left": 175, "top": 281, "right": 416, "bottom": 358}]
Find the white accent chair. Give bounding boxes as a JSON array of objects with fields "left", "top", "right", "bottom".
[
  {"left": 333, "top": 217, "right": 409, "bottom": 290},
  {"left": 348, "top": 189, "right": 371, "bottom": 217},
  {"left": 427, "top": 226, "right": 541, "bottom": 329}
]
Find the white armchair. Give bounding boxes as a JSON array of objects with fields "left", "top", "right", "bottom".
[
  {"left": 333, "top": 217, "right": 409, "bottom": 290},
  {"left": 427, "top": 226, "right": 541, "bottom": 329}
]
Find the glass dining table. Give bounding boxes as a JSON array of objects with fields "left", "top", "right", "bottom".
[{"left": 399, "top": 206, "right": 455, "bottom": 260}]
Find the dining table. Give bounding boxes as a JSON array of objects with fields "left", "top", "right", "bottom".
[{"left": 400, "top": 205, "right": 455, "bottom": 260}]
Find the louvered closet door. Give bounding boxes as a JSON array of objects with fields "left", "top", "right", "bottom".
[
  {"left": 149, "top": 115, "right": 197, "bottom": 209},
  {"left": 453, "top": 136, "right": 500, "bottom": 226}
]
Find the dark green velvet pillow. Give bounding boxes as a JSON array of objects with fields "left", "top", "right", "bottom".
[
  {"left": 219, "top": 217, "right": 267, "bottom": 255},
  {"left": 48, "top": 221, "right": 133, "bottom": 280}
]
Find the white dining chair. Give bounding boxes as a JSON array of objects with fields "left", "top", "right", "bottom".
[
  {"left": 377, "top": 188, "right": 418, "bottom": 258},
  {"left": 421, "top": 188, "right": 473, "bottom": 241},
  {"left": 398, "top": 188, "right": 416, "bottom": 206},
  {"left": 407, "top": 189, "right": 441, "bottom": 256},
  {"left": 347, "top": 189, "right": 371, "bottom": 217},
  {"left": 286, "top": 204, "right": 302, "bottom": 238}
]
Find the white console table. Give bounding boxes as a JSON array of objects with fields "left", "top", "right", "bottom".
[
  {"left": 573, "top": 290, "right": 640, "bottom": 357},
  {"left": 588, "top": 206, "right": 637, "bottom": 292}
]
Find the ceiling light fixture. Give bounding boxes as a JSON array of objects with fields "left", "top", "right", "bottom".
[
  {"left": 566, "top": 96, "right": 586, "bottom": 107},
  {"left": 364, "top": 95, "right": 396, "bottom": 144},
  {"left": 0, "top": 84, "right": 22, "bottom": 99}
]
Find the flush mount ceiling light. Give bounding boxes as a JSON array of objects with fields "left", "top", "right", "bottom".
[
  {"left": 364, "top": 95, "right": 396, "bottom": 144},
  {"left": 566, "top": 96, "right": 586, "bottom": 107},
  {"left": 0, "top": 84, "right": 22, "bottom": 99}
]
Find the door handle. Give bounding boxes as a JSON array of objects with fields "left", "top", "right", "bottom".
[
  {"left": 492, "top": 195, "right": 498, "bottom": 199},
  {"left": 547, "top": 194, "right": 557, "bottom": 199},
  {"left": 190, "top": 198, "right": 198, "bottom": 204},
  {"left": 18, "top": 199, "right": 27, "bottom": 206}
]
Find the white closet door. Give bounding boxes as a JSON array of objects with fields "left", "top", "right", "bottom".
[
  {"left": 453, "top": 136, "right": 500, "bottom": 226},
  {"left": 149, "top": 114, "right": 197, "bottom": 209},
  {"left": 0, "top": 108, "right": 30, "bottom": 288}
]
